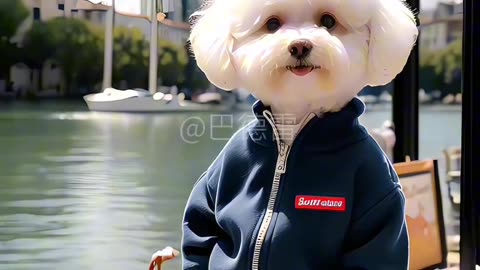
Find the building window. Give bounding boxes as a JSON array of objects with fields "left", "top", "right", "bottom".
[
  {"left": 33, "top": 7, "right": 41, "bottom": 21},
  {"left": 58, "top": 4, "right": 64, "bottom": 10},
  {"left": 84, "top": 10, "right": 92, "bottom": 20}
]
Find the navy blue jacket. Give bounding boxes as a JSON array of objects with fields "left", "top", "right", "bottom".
[{"left": 181, "top": 97, "right": 409, "bottom": 270}]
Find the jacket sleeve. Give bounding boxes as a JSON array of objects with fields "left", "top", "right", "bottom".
[
  {"left": 341, "top": 154, "right": 409, "bottom": 270},
  {"left": 181, "top": 172, "right": 223, "bottom": 270}
]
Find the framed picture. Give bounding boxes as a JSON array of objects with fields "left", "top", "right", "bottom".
[{"left": 394, "top": 160, "right": 448, "bottom": 270}]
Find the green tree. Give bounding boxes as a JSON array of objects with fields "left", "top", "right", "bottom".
[
  {"left": 78, "top": 23, "right": 105, "bottom": 93},
  {"left": 419, "top": 38, "right": 463, "bottom": 96},
  {"left": 110, "top": 28, "right": 190, "bottom": 89},
  {"left": 0, "top": 0, "right": 29, "bottom": 82},
  {"left": 21, "top": 22, "right": 56, "bottom": 92},
  {"left": 157, "top": 39, "right": 188, "bottom": 86},
  {"left": 0, "top": 42, "right": 22, "bottom": 85},
  {"left": 441, "top": 39, "right": 462, "bottom": 92},
  {"left": 46, "top": 17, "right": 103, "bottom": 96},
  {"left": 112, "top": 26, "right": 149, "bottom": 89},
  {"left": 419, "top": 49, "right": 444, "bottom": 92}
]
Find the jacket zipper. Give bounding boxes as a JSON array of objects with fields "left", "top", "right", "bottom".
[
  {"left": 251, "top": 110, "right": 316, "bottom": 270},
  {"left": 251, "top": 111, "right": 290, "bottom": 270}
]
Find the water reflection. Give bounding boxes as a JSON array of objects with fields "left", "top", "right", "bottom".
[{"left": 0, "top": 108, "right": 227, "bottom": 269}]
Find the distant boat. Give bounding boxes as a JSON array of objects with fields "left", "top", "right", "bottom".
[
  {"left": 193, "top": 92, "right": 222, "bottom": 104},
  {"left": 78, "top": 0, "right": 251, "bottom": 113},
  {"left": 378, "top": 91, "right": 392, "bottom": 103},
  {"left": 78, "top": 0, "right": 205, "bottom": 113},
  {"left": 83, "top": 87, "right": 235, "bottom": 112},
  {"left": 455, "top": 93, "right": 462, "bottom": 104},
  {"left": 442, "top": 93, "right": 462, "bottom": 105},
  {"left": 419, "top": 89, "right": 433, "bottom": 104},
  {"left": 358, "top": 95, "right": 378, "bottom": 104}
]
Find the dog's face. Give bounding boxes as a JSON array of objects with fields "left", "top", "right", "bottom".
[{"left": 189, "top": 0, "right": 418, "bottom": 113}]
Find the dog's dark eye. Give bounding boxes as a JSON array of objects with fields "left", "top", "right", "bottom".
[
  {"left": 320, "top": 14, "right": 336, "bottom": 30},
  {"left": 266, "top": 17, "right": 282, "bottom": 32}
]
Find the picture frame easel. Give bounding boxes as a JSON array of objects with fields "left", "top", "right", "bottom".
[{"left": 394, "top": 160, "right": 448, "bottom": 270}]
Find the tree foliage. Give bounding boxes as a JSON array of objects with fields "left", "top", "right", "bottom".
[
  {"left": 45, "top": 17, "right": 104, "bottom": 95},
  {"left": 441, "top": 39, "right": 462, "bottom": 84},
  {"left": 1, "top": 3, "right": 204, "bottom": 95},
  {"left": 158, "top": 39, "right": 188, "bottom": 86},
  {"left": 21, "top": 22, "right": 57, "bottom": 91},
  {"left": 0, "top": 0, "right": 29, "bottom": 80},
  {"left": 419, "top": 38, "right": 462, "bottom": 95},
  {"left": 23, "top": 22, "right": 55, "bottom": 70},
  {"left": 0, "top": 0, "right": 29, "bottom": 40},
  {"left": 0, "top": 41, "right": 22, "bottom": 81},
  {"left": 112, "top": 26, "right": 149, "bottom": 88}
]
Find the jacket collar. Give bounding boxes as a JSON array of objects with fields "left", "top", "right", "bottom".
[{"left": 248, "top": 97, "right": 369, "bottom": 151}]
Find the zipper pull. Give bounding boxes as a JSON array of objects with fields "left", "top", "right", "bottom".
[{"left": 276, "top": 142, "right": 289, "bottom": 173}]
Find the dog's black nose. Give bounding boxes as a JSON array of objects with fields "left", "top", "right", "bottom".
[{"left": 288, "top": 39, "right": 313, "bottom": 59}]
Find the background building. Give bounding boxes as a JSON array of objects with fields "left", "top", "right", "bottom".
[
  {"left": 419, "top": 0, "right": 463, "bottom": 51},
  {"left": 5, "top": 0, "right": 195, "bottom": 95},
  {"left": 9, "top": 0, "right": 69, "bottom": 95}
]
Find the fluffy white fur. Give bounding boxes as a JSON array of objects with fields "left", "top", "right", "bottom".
[{"left": 189, "top": 0, "right": 418, "bottom": 121}]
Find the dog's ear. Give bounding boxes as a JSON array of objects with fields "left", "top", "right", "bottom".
[
  {"left": 188, "top": 3, "right": 238, "bottom": 90},
  {"left": 366, "top": 0, "right": 418, "bottom": 86}
]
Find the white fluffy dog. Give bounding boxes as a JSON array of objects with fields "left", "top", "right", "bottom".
[
  {"left": 150, "top": 2, "right": 420, "bottom": 269},
  {"left": 189, "top": 0, "right": 418, "bottom": 121}
]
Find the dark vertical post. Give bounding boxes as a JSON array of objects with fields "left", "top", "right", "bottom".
[
  {"left": 182, "top": 0, "right": 189, "bottom": 21},
  {"left": 392, "top": 0, "right": 420, "bottom": 163},
  {"left": 183, "top": 0, "right": 198, "bottom": 96},
  {"left": 460, "top": 0, "right": 479, "bottom": 268}
]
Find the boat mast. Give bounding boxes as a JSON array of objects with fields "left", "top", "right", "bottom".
[
  {"left": 102, "top": 0, "right": 115, "bottom": 90},
  {"left": 148, "top": 0, "right": 159, "bottom": 95}
]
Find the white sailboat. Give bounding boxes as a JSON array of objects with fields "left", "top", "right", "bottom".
[
  {"left": 84, "top": 85, "right": 234, "bottom": 112},
  {"left": 74, "top": 0, "right": 233, "bottom": 112}
]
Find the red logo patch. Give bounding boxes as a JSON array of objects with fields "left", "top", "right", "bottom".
[{"left": 295, "top": 195, "right": 346, "bottom": 212}]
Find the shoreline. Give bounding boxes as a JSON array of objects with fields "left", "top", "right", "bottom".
[
  {"left": 365, "top": 103, "right": 462, "bottom": 112},
  {"left": 1, "top": 99, "right": 463, "bottom": 112}
]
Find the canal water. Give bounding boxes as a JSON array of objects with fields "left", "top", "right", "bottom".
[{"left": 0, "top": 101, "right": 461, "bottom": 270}]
